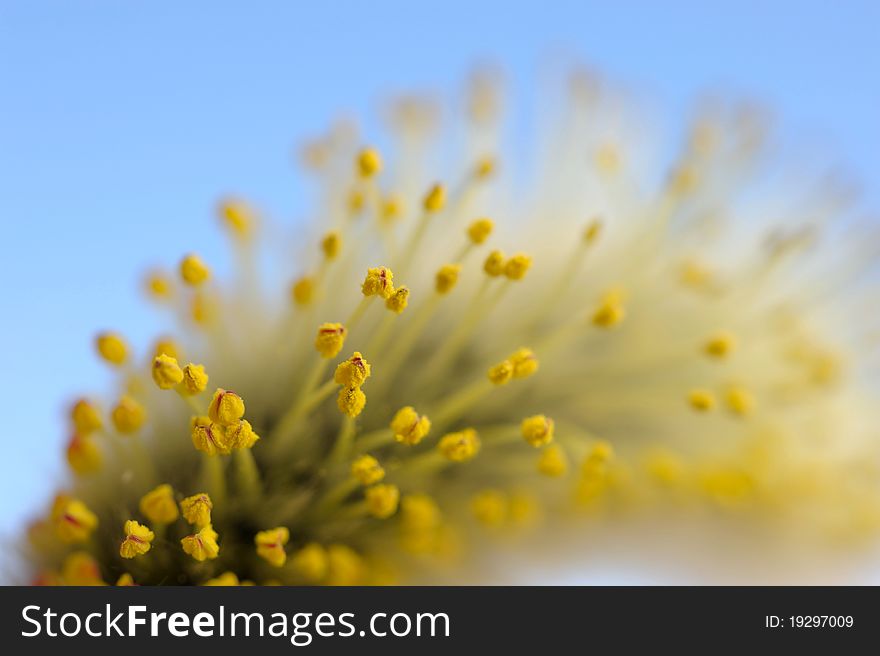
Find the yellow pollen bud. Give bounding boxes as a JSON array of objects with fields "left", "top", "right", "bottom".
[
  {"left": 435, "top": 263, "right": 462, "bottom": 294},
  {"left": 180, "top": 253, "right": 211, "bottom": 287},
  {"left": 152, "top": 353, "right": 184, "bottom": 390},
  {"left": 521, "top": 414, "right": 555, "bottom": 447},
  {"left": 592, "top": 297, "right": 625, "bottom": 327},
  {"left": 61, "top": 551, "right": 104, "bottom": 585},
  {"left": 255, "top": 527, "right": 290, "bottom": 567},
  {"left": 218, "top": 198, "right": 255, "bottom": 238},
  {"left": 385, "top": 286, "right": 410, "bottom": 313},
  {"left": 292, "top": 543, "right": 329, "bottom": 583},
  {"left": 537, "top": 444, "right": 568, "bottom": 477},
  {"left": 467, "top": 217, "right": 494, "bottom": 244},
  {"left": 337, "top": 386, "right": 367, "bottom": 418},
  {"left": 725, "top": 386, "right": 755, "bottom": 416},
  {"left": 356, "top": 147, "right": 382, "bottom": 178},
  {"left": 326, "top": 544, "right": 364, "bottom": 586},
  {"left": 191, "top": 415, "right": 232, "bottom": 456},
  {"left": 315, "top": 322, "right": 347, "bottom": 358},
  {"left": 584, "top": 218, "right": 603, "bottom": 244},
  {"left": 348, "top": 188, "right": 366, "bottom": 214},
  {"left": 119, "top": 520, "right": 154, "bottom": 559},
  {"left": 111, "top": 395, "right": 146, "bottom": 434},
  {"left": 390, "top": 406, "right": 431, "bottom": 445},
  {"left": 321, "top": 230, "right": 342, "bottom": 260},
  {"left": 688, "top": 389, "right": 716, "bottom": 412},
  {"left": 180, "top": 493, "right": 213, "bottom": 527},
  {"left": 509, "top": 347, "right": 539, "bottom": 378},
  {"left": 66, "top": 434, "right": 102, "bottom": 475},
  {"left": 438, "top": 428, "right": 481, "bottom": 462},
  {"left": 139, "top": 484, "right": 180, "bottom": 525},
  {"left": 181, "top": 525, "right": 220, "bottom": 562},
  {"left": 226, "top": 419, "right": 260, "bottom": 450},
  {"left": 351, "top": 455, "right": 385, "bottom": 485},
  {"left": 487, "top": 359, "right": 514, "bottom": 385},
  {"left": 179, "top": 363, "right": 209, "bottom": 395},
  {"left": 52, "top": 496, "right": 98, "bottom": 544},
  {"left": 95, "top": 332, "right": 128, "bottom": 366},
  {"left": 483, "top": 249, "right": 506, "bottom": 277},
  {"left": 361, "top": 266, "right": 395, "bottom": 299},
  {"left": 423, "top": 183, "right": 446, "bottom": 213},
  {"left": 145, "top": 271, "right": 173, "bottom": 299},
  {"left": 471, "top": 489, "right": 507, "bottom": 527},
  {"left": 291, "top": 275, "right": 316, "bottom": 306},
  {"left": 401, "top": 494, "right": 441, "bottom": 531},
  {"left": 380, "top": 194, "right": 404, "bottom": 224},
  {"left": 116, "top": 573, "right": 136, "bottom": 586},
  {"left": 365, "top": 484, "right": 400, "bottom": 519},
  {"left": 475, "top": 156, "right": 495, "bottom": 179},
  {"left": 582, "top": 441, "right": 614, "bottom": 477},
  {"left": 71, "top": 399, "right": 102, "bottom": 435},
  {"left": 503, "top": 252, "right": 532, "bottom": 280},
  {"left": 335, "top": 351, "right": 372, "bottom": 387},
  {"left": 704, "top": 331, "right": 737, "bottom": 358},
  {"left": 153, "top": 337, "right": 181, "bottom": 360},
  {"left": 208, "top": 388, "right": 245, "bottom": 427}
]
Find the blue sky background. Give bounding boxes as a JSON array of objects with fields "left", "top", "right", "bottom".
[{"left": 1, "top": 1, "right": 878, "bottom": 548}]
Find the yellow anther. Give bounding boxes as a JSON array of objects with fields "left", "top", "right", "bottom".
[
  {"left": 326, "top": 544, "right": 365, "bottom": 586},
  {"left": 582, "top": 441, "right": 614, "bottom": 477},
  {"left": 644, "top": 449, "right": 684, "bottom": 485},
  {"left": 509, "top": 347, "right": 539, "bottom": 378},
  {"left": 471, "top": 489, "right": 507, "bottom": 527},
  {"left": 503, "top": 253, "right": 532, "bottom": 280},
  {"left": 474, "top": 156, "right": 495, "bottom": 179},
  {"left": 208, "top": 388, "right": 245, "bottom": 427},
  {"left": 292, "top": 543, "right": 329, "bottom": 583},
  {"left": 180, "top": 493, "right": 213, "bottom": 527},
  {"left": 385, "top": 286, "right": 410, "bottom": 313},
  {"left": 203, "top": 572, "right": 240, "bottom": 586},
  {"left": 153, "top": 337, "right": 182, "bottom": 360},
  {"left": 537, "top": 444, "right": 568, "bottom": 477},
  {"left": 361, "top": 266, "right": 395, "bottom": 299},
  {"left": 139, "top": 484, "right": 179, "bottom": 525},
  {"left": 348, "top": 188, "right": 366, "bottom": 214},
  {"left": 116, "top": 573, "right": 136, "bottom": 586},
  {"left": 337, "top": 386, "right": 367, "bottom": 418},
  {"left": 321, "top": 230, "right": 342, "bottom": 260},
  {"left": 226, "top": 419, "right": 260, "bottom": 450},
  {"left": 179, "top": 363, "right": 209, "bottom": 395},
  {"left": 351, "top": 454, "right": 385, "bottom": 485},
  {"left": 52, "top": 496, "right": 98, "bottom": 544},
  {"left": 152, "top": 353, "right": 184, "bottom": 390},
  {"left": 380, "top": 194, "right": 404, "bottom": 224},
  {"left": 218, "top": 198, "right": 255, "bottom": 238},
  {"left": 365, "top": 484, "right": 400, "bottom": 519},
  {"left": 315, "top": 323, "right": 347, "bottom": 358},
  {"left": 704, "top": 331, "right": 737, "bottom": 358},
  {"left": 191, "top": 415, "right": 231, "bottom": 456},
  {"left": 191, "top": 291, "right": 215, "bottom": 325},
  {"left": 438, "top": 428, "right": 481, "bottom": 462},
  {"left": 487, "top": 359, "right": 514, "bottom": 385},
  {"left": 60, "top": 551, "right": 104, "bottom": 586},
  {"left": 521, "top": 414, "right": 554, "bottom": 447},
  {"left": 483, "top": 249, "right": 506, "bottom": 277},
  {"left": 688, "top": 389, "right": 716, "bottom": 412},
  {"left": 592, "top": 299, "right": 625, "bottom": 327},
  {"left": 179, "top": 253, "right": 211, "bottom": 287},
  {"left": 467, "top": 217, "right": 494, "bottom": 244},
  {"left": 334, "top": 351, "right": 372, "bottom": 387},
  {"left": 111, "top": 395, "right": 146, "bottom": 434},
  {"left": 390, "top": 406, "right": 431, "bottom": 445},
  {"left": 291, "top": 275, "right": 316, "bottom": 306},
  {"left": 71, "top": 398, "right": 102, "bottom": 435},
  {"left": 66, "top": 434, "right": 102, "bottom": 475},
  {"left": 255, "top": 527, "right": 290, "bottom": 567},
  {"left": 181, "top": 525, "right": 220, "bottom": 562},
  {"left": 95, "top": 332, "right": 128, "bottom": 366},
  {"left": 595, "top": 143, "right": 622, "bottom": 174},
  {"left": 145, "top": 271, "right": 173, "bottom": 299},
  {"left": 423, "top": 183, "right": 446, "bottom": 213},
  {"left": 583, "top": 218, "right": 603, "bottom": 244},
  {"left": 119, "top": 520, "right": 154, "bottom": 559},
  {"left": 401, "top": 494, "right": 441, "bottom": 531},
  {"left": 435, "top": 263, "right": 462, "bottom": 294},
  {"left": 356, "top": 147, "right": 383, "bottom": 178},
  {"left": 725, "top": 386, "right": 755, "bottom": 416},
  {"left": 508, "top": 492, "right": 540, "bottom": 526}
]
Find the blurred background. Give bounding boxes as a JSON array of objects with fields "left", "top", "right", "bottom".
[{"left": 1, "top": 0, "right": 878, "bottom": 581}]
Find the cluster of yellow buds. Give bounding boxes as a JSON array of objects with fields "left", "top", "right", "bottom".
[
  {"left": 189, "top": 389, "right": 259, "bottom": 455},
  {"left": 335, "top": 352, "right": 372, "bottom": 418}
]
